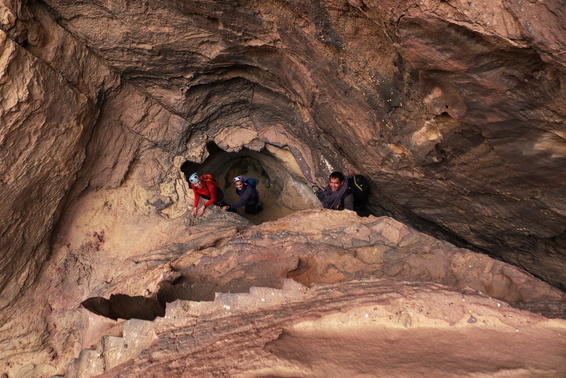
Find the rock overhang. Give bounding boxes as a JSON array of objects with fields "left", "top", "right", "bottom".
[
  {"left": 1, "top": 0, "right": 566, "bottom": 374},
  {"left": 1, "top": 0, "right": 565, "bottom": 301}
]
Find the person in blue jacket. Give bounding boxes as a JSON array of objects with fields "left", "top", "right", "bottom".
[{"left": 222, "top": 176, "right": 263, "bottom": 215}]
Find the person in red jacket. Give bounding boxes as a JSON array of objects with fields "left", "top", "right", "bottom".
[{"left": 188, "top": 173, "right": 230, "bottom": 217}]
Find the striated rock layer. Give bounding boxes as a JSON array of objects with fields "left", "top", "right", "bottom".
[
  {"left": 1, "top": 0, "right": 566, "bottom": 376},
  {"left": 30, "top": 0, "right": 566, "bottom": 290},
  {"left": 4, "top": 208, "right": 566, "bottom": 376},
  {"left": 1, "top": 0, "right": 564, "bottom": 300},
  {"left": 81, "top": 279, "right": 566, "bottom": 377}
]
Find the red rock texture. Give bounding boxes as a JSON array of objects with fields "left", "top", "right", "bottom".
[
  {"left": 19, "top": 209, "right": 566, "bottom": 376},
  {"left": 1, "top": 0, "right": 566, "bottom": 376},
  {"left": 81, "top": 280, "right": 566, "bottom": 377},
  {"left": 4, "top": 0, "right": 563, "bottom": 296}
]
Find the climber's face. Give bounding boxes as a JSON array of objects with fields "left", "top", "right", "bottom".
[
  {"left": 193, "top": 180, "right": 203, "bottom": 189},
  {"left": 329, "top": 177, "right": 343, "bottom": 192},
  {"left": 235, "top": 181, "right": 244, "bottom": 190}
]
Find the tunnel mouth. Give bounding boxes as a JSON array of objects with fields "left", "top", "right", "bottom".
[{"left": 181, "top": 142, "right": 318, "bottom": 224}]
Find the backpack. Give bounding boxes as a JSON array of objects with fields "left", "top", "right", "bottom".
[
  {"left": 200, "top": 174, "right": 219, "bottom": 187},
  {"left": 347, "top": 174, "right": 369, "bottom": 208},
  {"left": 245, "top": 177, "right": 259, "bottom": 189},
  {"left": 241, "top": 177, "right": 259, "bottom": 198}
]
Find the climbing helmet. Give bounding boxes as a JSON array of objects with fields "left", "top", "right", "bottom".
[{"left": 189, "top": 173, "right": 200, "bottom": 184}]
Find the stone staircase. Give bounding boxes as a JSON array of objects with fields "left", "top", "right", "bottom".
[{"left": 62, "top": 279, "right": 307, "bottom": 377}]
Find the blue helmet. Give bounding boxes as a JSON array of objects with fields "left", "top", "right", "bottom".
[
  {"left": 233, "top": 175, "right": 246, "bottom": 183},
  {"left": 189, "top": 173, "right": 200, "bottom": 184}
]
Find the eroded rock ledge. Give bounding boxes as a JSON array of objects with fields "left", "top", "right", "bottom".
[
  {"left": 1, "top": 0, "right": 566, "bottom": 376},
  {"left": 73, "top": 279, "right": 566, "bottom": 377},
  {"left": 5, "top": 209, "right": 565, "bottom": 376}
]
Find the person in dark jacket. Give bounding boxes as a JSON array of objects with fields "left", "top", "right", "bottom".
[
  {"left": 319, "top": 171, "right": 354, "bottom": 211},
  {"left": 222, "top": 176, "right": 263, "bottom": 215}
]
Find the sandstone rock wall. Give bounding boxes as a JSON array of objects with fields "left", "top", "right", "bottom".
[
  {"left": 1, "top": 0, "right": 566, "bottom": 375},
  {"left": 28, "top": 0, "right": 565, "bottom": 289},
  {"left": 0, "top": 1, "right": 118, "bottom": 312},
  {"left": 0, "top": 0, "right": 564, "bottom": 326}
]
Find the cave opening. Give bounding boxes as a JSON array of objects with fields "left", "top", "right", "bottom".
[
  {"left": 80, "top": 144, "right": 323, "bottom": 321},
  {"left": 180, "top": 142, "right": 319, "bottom": 225}
]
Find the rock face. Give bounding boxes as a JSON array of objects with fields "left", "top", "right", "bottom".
[
  {"left": 80, "top": 280, "right": 566, "bottom": 377},
  {"left": 7, "top": 208, "right": 566, "bottom": 377},
  {"left": 0, "top": 0, "right": 118, "bottom": 313},
  {"left": 1, "top": 0, "right": 566, "bottom": 376}
]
